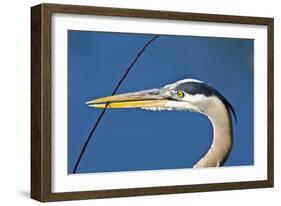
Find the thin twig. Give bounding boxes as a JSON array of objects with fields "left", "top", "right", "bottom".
[{"left": 72, "top": 35, "right": 160, "bottom": 173}]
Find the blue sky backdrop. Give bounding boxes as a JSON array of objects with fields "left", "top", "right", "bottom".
[{"left": 68, "top": 31, "right": 254, "bottom": 174}]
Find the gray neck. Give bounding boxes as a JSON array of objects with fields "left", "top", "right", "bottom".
[{"left": 193, "top": 96, "right": 233, "bottom": 168}]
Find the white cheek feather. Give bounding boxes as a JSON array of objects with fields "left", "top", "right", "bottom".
[
  {"left": 140, "top": 101, "right": 200, "bottom": 112},
  {"left": 183, "top": 93, "right": 210, "bottom": 111},
  {"left": 140, "top": 107, "right": 174, "bottom": 111},
  {"left": 166, "top": 101, "right": 200, "bottom": 112}
]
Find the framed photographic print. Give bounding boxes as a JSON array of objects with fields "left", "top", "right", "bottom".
[{"left": 31, "top": 3, "right": 274, "bottom": 202}]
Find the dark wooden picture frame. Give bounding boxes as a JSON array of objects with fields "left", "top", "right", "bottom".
[{"left": 31, "top": 3, "right": 274, "bottom": 202}]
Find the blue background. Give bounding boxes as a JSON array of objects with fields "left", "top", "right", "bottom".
[{"left": 68, "top": 31, "right": 254, "bottom": 174}]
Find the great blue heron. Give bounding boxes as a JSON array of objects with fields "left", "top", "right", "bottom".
[{"left": 87, "top": 79, "right": 236, "bottom": 168}]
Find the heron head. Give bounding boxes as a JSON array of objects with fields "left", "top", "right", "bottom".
[{"left": 87, "top": 78, "right": 236, "bottom": 121}]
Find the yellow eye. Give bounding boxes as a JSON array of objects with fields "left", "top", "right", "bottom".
[{"left": 177, "top": 91, "right": 185, "bottom": 98}]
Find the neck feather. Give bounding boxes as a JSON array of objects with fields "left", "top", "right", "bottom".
[{"left": 193, "top": 96, "right": 233, "bottom": 168}]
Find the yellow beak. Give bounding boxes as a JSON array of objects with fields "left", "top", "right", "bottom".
[{"left": 86, "top": 89, "right": 169, "bottom": 109}]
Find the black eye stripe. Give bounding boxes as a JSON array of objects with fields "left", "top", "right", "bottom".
[
  {"left": 176, "top": 82, "right": 213, "bottom": 96},
  {"left": 175, "top": 82, "right": 237, "bottom": 123}
]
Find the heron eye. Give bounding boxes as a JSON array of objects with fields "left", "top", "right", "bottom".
[{"left": 177, "top": 91, "right": 185, "bottom": 98}]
